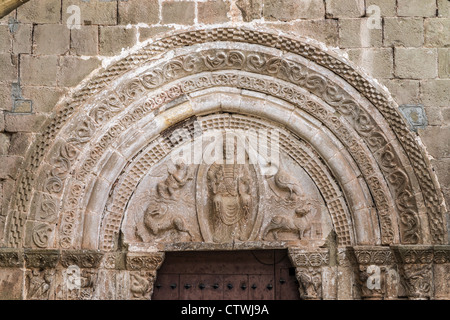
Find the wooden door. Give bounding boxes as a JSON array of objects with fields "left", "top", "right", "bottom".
[{"left": 152, "top": 250, "right": 300, "bottom": 300}]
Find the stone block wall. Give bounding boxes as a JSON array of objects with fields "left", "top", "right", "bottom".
[{"left": 0, "top": 0, "right": 448, "bottom": 246}]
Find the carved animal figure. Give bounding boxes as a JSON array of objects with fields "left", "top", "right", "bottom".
[
  {"left": 130, "top": 273, "right": 151, "bottom": 300},
  {"left": 271, "top": 167, "right": 304, "bottom": 202},
  {"left": 297, "top": 268, "right": 322, "bottom": 299},
  {"left": 143, "top": 204, "right": 193, "bottom": 241},
  {"left": 263, "top": 200, "right": 315, "bottom": 240}
]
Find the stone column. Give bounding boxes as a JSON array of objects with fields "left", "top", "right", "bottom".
[{"left": 288, "top": 248, "right": 330, "bottom": 300}]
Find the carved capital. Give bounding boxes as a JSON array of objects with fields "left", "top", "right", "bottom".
[
  {"left": 129, "top": 271, "right": 157, "bottom": 300},
  {"left": 0, "top": 249, "right": 23, "bottom": 268},
  {"left": 400, "top": 264, "right": 433, "bottom": 300},
  {"left": 126, "top": 252, "right": 165, "bottom": 271},
  {"left": 24, "top": 250, "right": 59, "bottom": 269},
  {"left": 295, "top": 267, "right": 322, "bottom": 300},
  {"left": 26, "top": 268, "right": 56, "bottom": 300}
]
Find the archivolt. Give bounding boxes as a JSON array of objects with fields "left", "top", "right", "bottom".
[{"left": 3, "top": 26, "right": 447, "bottom": 250}]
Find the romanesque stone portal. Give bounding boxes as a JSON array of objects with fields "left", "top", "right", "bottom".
[{"left": 0, "top": 26, "right": 448, "bottom": 300}]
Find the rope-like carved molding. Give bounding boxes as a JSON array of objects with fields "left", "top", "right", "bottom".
[{"left": 5, "top": 27, "right": 445, "bottom": 249}]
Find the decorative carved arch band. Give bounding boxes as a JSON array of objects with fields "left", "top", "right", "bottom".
[{"left": 3, "top": 26, "right": 447, "bottom": 254}]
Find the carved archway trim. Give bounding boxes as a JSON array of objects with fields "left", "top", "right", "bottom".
[
  {"left": 4, "top": 26, "right": 447, "bottom": 250},
  {"left": 95, "top": 108, "right": 370, "bottom": 250}
]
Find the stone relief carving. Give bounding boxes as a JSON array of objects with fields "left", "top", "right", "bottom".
[
  {"left": 263, "top": 168, "right": 322, "bottom": 241},
  {"left": 130, "top": 271, "right": 156, "bottom": 300},
  {"left": 296, "top": 267, "right": 322, "bottom": 300},
  {"left": 26, "top": 269, "right": 55, "bottom": 300},
  {"left": 7, "top": 27, "right": 446, "bottom": 255},
  {"left": 135, "top": 161, "right": 196, "bottom": 243},
  {"left": 207, "top": 162, "right": 254, "bottom": 242},
  {"left": 122, "top": 122, "right": 331, "bottom": 248}
]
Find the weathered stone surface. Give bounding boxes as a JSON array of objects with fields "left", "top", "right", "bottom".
[
  {"left": 138, "top": 26, "right": 173, "bottom": 42},
  {"left": 161, "top": 1, "right": 195, "bottom": 25},
  {"left": 198, "top": 0, "right": 230, "bottom": 24},
  {"left": 0, "top": 53, "right": 17, "bottom": 83},
  {"left": 21, "top": 86, "right": 65, "bottom": 113},
  {"left": 365, "top": 0, "right": 396, "bottom": 17},
  {"left": 12, "top": 23, "right": 32, "bottom": 54},
  {"left": 57, "top": 56, "right": 100, "bottom": 87},
  {"left": 264, "top": 0, "right": 325, "bottom": 21},
  {"left": 438, "top": 0, "right": 450, "bottom": 18},
  {"left": 62, "top": 0, "right": 117, "bottom": 25},
  {"left": 17, "top": 0, "right": 61, "bottom": 24},
  {"left": 384, "top": 18, "right": 424, "bottom": 47},
  {"left": 434, "top": 264, "right": 450, "bottom": 299},
  {"left": 0, "top": 133, "right": 10, "bottom": 155},
  {"left": 418, "top": 126, "right": 450, "bottom": 158},
  {"left": 425, "top": 18, "right": 450, "bottom": 47},
  {"left": 34, "top": 24, "right": 70, "bottom": 55},
  {"left": 442, "top": 107, "right": 450, "bottom": 123},
  {"left": 339, "top": 18, "right": 383, "bottom": 48},
  {"left": 70, "top": 25, "right": 98, "bottom": 56},
  {"left": 4, "top": 113, "right": 47, "bottom": 133},
  {"left": 397, "top": 0, "right": 437, "bottom": 17},
  {"left": 0, "top": 85, "right": 12, "bottom": 111},
  {"left": 424, "top": 106, "right": 444, "bottom": 126},
  {"left": 346, "top": 48, "right": 393, "bottom": 78},
  {"left": 269, "top": 20, "right": 339, "bottom": 46},
  {"left": 0, "top": 269, "right": 23, "bottom": 300},
  {"left": 395, "top": 48, "right": 438, "bottom": 79},
  {"left": 384, "top": 80, "right": 421, "bottom": 105},
  {"left": 235, "top": 0, "right": 263, "bottom": 21},
  {"left": 99, "top": 26, "right": 137, "bottom": 56},
  {"left": 325, "top": 0, "right": 364, "bottom": 18},
  {"left": 20, "top": 55, "right": 58, "bottom": 86},
  {"left": 8, "top": 132, "right": 33, "bottom": 156},
  {"left": 438, "top": 49, "right": 450, "bottom": 78},
  {"left": 421, "top": 79, "right": 450, "bottom": 106},
  {"left": 0, "top": 25, "right": 10, "bottom": 53},
  {"left": 0, "top": 155, "right": 23, "bottom": 179},
  {"left": 432, "top": 159, "right": 450, "bottom": 187},
  {"left": 118, "top": 0, "right": 159, "bottom": 25}
]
